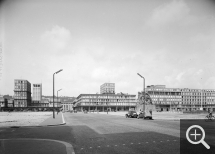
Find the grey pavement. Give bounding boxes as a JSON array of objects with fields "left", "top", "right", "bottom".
[
  {"left": 1, "top": 112, "right": 214, "bottom": 154},
  {"left": 0, "top": 112, "right": 75, "bottom": 154}
]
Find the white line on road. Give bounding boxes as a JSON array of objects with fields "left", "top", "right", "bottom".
[{"left": 62, "top": 113, "right": 66, "bottom": 124}]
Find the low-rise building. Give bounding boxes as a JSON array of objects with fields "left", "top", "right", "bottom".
[
  {"left": 74, "top": 93, "right": 136, "bottom": 112},
  {"left": 60, "top": 97, "right": 76, "bottom": 111}
]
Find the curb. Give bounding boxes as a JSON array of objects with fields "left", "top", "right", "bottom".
[
  {"left": 1, "top": 113, "right": 67, "bottom": 129},
  {"left": 0, "top": 138, "right": 75, "bottom": 154}
]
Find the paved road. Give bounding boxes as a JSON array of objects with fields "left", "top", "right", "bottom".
[
  {"left": 1, "top": 112, "right": 214, "bottom": 154},
  {"left": 64, "top": 112, "right": 180, "bottom": 154}
]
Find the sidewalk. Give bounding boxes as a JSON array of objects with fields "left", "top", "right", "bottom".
[{"left": 39, "top": 112, "right": 66, "bottom": 126}]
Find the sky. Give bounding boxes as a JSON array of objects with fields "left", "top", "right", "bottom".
[{"left": 0, "top": 0, "right": 215, "bottom": 97}]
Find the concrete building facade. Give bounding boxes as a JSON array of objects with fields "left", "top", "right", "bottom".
[
  {"left": 100, "top": 83, "right": 115, "bottom": 94},
  {"left": 32, "top": 83, "right": 42, "bottom": 103},
  {"left": 146, "top": 85, "right": 215, "bottom": 111},
  {"left": 74, "top": 93, "right": 136, "bottom": 112},
  {"left": 60, "top": 97, "right": 75, "bottom": 111},
  {"left": 14, "top": 79, "right": 31, "bottom": 107}
]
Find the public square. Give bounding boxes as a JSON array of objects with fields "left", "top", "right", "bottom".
[{"left": 1, "top": 111, "right": 215, "bottom": 154}]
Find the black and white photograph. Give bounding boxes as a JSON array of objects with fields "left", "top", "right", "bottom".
[{"left": 0, "top": 0, "right": 215, "bottom": 154}]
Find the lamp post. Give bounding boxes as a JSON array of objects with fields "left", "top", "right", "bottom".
[
  {"left": 137, "top": 73, "right": 145, "bottom": 113},
  {"left": 53, "top": 69, "right": 63, "bottom": 119},
  {"left": 107, "top": 93, "right": 109, "bottom": 114}
]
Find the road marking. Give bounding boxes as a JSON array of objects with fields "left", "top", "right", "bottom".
[
  {"left": 123, "top": 144, "right": 125, "bottom": 145},
  {"left": 0, "top": 138, "right": 75, "bottom": 154},
  {"left": 146, "top": 142, "right": 148, "bottom": 143},
  {"left": 115, "top": 145, "right": 117, "bottom": 146},
  {"left": 138, "top": 143, "right": 141, "bottom": 144},
  {"left": 153, "top": 141, "right": 155, "bottom": 143},
  {"left": 167, "top": 140, "right": 169, "bottom": 141},
  {"left": 107, "top": 145, "right": 109, "bottom": 147},
  {"left": 90, "top": 147, "right": 92, "bottom": 149},
  {"left": 174, "top": 140, "right": 177, "bottom": 141},
  {"left": 81, "top": 148, "right": 84, "bottom": 150},
  {"left": 160, "top": 141, "right": 162, "bottom": 142},
  {"left": 62, "top": 113, "right": 66, "bottom": 124},
  {"left": 131, "top": 143, "right": 133, "bottom": 144},
  {"left": 98, "top": 146, "right": 100, "bottom": 148}
]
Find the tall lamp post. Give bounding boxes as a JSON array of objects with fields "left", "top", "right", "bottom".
[
  {"left": 53, "top": 69, "right": 63, "bottom": 119},
  {"left": 137, "top": 73, "right": 145, "bottom": 112}
]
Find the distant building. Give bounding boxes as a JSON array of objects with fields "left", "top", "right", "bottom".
[
  {"left": 32, "top": 83, "right": 42, "bottom": 103},
  {"left": 60, "top": 97, "right": 76, "bottom": 111},
  {"left": 145, "top": 85, "right": 215, "bottom": 111},
  {"left": 0, "top": 95, "right": 14, "bottom": 108},
  {"left": 3, "top": 95, "right": 14, "bottom": 108},
  {"left": 42, "top": 96, "right": 62, "bottom": 107},
  {"left": 0, "top": 96, "right": 4, "bottom": 108},
  {"left": 100, "top": 83, "right": 115, "bottom": 94},
  {"left": 74, "top": 93, "right": 136, "bottom": 112},
  {"left": 14, "top": 79, "right": 31, "bottom": 107}
]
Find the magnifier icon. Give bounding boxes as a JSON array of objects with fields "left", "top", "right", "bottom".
[{"left": 186, "top": 125, "right": 210, "bottom": 149}]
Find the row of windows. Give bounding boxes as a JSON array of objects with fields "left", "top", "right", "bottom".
[
  {"left": 14, "top": 92, "right": 28, "bottom": 96},
  {"left": 80, "top": 102, "right": 136, "bottom": 106},
  {"left": 100, "top": 83, "right": 115, "bottom": 87},
  {"left": 81, "top": 99, "right": 136, "bottom": 102},
  {"left": 14, "top": 96, "right": 27, "bottom": 99},
  {"left": 147, "top": 89, "right": 181, "bottom": 92},
  {"left": 81, "top": 96, "right": 135, "bottom": 99},
  {"left": 15, "top": 80, "right": 27, "bottom": 84},
  {"left": 182, "top": 99, "right": 214, "bottom": 101},
  {"left": 152, "top": 98, "right": 181, "bottom": 101},
  {"left": 151, "top": 95, "right": 181, "bottom": 98}
]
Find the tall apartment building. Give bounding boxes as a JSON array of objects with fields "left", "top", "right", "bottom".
[
  {"left": 100, "top": 83, "right": 115, "bottom": 94},
  {"left": 32, "top": 83, "right": 42, "bottom": 103},
  {"left": 14, "top": 79, "right": 31, "bottom": 107},
  {"left": 145, "top": 85, "right": 215, "bottom": 111}
]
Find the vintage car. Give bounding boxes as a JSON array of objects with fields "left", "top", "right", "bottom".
[{"left": 125, "top": 111, "right": 138, "bottom": 118}]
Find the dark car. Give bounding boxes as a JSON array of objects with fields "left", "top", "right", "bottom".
[{"left": 125, "top": 111, "right": 138, "bottom": 118}]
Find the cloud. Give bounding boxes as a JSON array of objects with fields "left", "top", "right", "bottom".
[
  {"left": 164, "top": 68, "right": 214, "bottom": 89},
  {"left": 41, "top": 25, "right": 72, "bottom": 53},
  {"left": 146, "top": 0, "right": 190, "bottom": 27}
]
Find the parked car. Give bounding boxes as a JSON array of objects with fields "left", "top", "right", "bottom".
[
  {"left": 137, "top": 111, "right": 152, "bottom": 120},
  {"left": 125, "top": 111, "right": 138, "bottom": 118}
]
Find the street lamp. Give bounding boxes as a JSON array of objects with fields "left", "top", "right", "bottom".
[
  {"left": 137, "top": 73, "right": 145, "bottom": 113},
  {"left": 53, "top": 69, "right": 63, "bottom": 119},
  {"left": 107, "top": 93, "right": 109, "bottom": 114}
]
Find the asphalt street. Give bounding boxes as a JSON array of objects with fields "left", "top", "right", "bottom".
[{"left": 1, "top": 112, "right": 214, "bottom": 154}]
